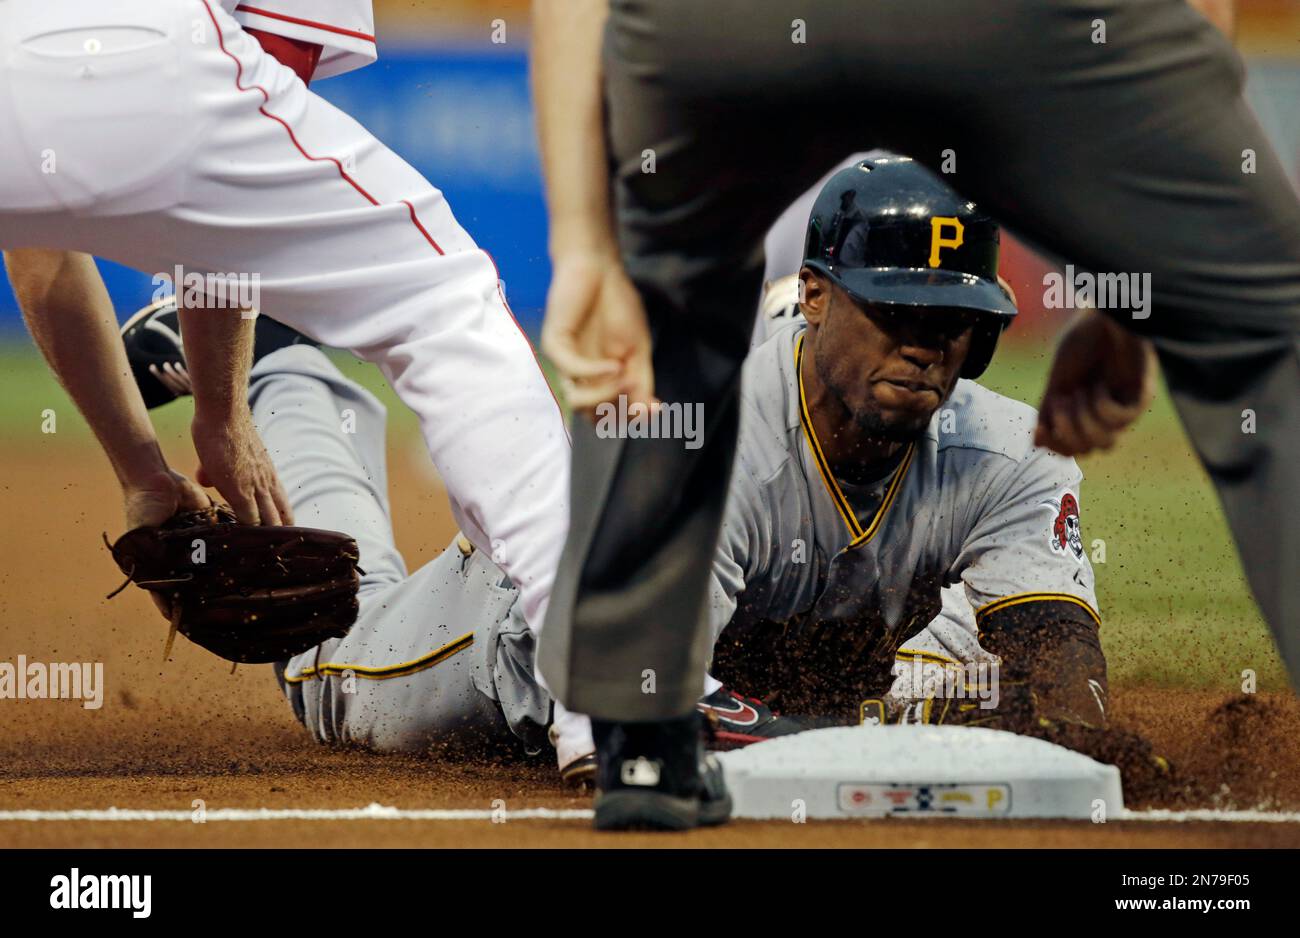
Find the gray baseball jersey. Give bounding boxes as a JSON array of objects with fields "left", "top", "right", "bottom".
[
  {"left": 751, "top": 290, "right": 1001, "bottom": 689},
  {"left": 708, "top": 322, "right": 1098, "bottom": 708}
]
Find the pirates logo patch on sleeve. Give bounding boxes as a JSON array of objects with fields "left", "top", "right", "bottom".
[{"left": 1044, "top": 491, "right": 1085, "bottom": 562}]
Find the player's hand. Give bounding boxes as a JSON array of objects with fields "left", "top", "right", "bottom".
[
  {"left": 1035, "top": 310, "right": 1158, "bottom": 457},
  {"left": 191, "top": 411, "right": 294, "bottom": 526},
  {"left": 122, "top": 468, "right": 212, "bottom": 531},
  {"left": 541, "top": 251, "right": 656, "bottom": 416}
]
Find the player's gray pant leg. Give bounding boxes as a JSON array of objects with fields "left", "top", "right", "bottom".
[
  {"left": 249, "top": 347, "right": 407, "bottom": 593},
  {"left": 250, "top": 347, "right": 550, "bottom": 752},
  {"left": 542, "top": 0, "right": 1300, "bottom": 712}
]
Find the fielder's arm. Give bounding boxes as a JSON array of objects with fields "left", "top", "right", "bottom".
[
  {"left": 4, "top": 249, "right": 209, "bottom": 528},
  {"left": 177, "top": 306, "right": 293, "bottom": 526},
  {"left": 532, "top": 0, "right": 615, "bottom": 261},
  {"left": 531, "top": 0, "right": 654, "bottom": 412}
]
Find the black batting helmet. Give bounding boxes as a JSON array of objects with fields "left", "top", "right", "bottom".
[{"left": 802, "top": 155, "right": 1016, "bottom": 379}]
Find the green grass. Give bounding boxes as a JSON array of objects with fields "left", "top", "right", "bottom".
[
  {"left": 0, "top": 339, "right": 1282, "bottom": 690},
  {"left": 979, "top": 345, "right": 1280, "bottom": 690},
  {"left": 0, "top": 345, "right": 423, "bottom": 446}
]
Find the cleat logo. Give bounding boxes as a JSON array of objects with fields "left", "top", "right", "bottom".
[
  {"left": 1087, "top": 679, "right": 1107, "bottom": 718},
  {"left": 620, "top": 756, "right": 662, "bottom": 787},
  {"left": 698, "top": 695, "right": 761, "bottom": 727}
]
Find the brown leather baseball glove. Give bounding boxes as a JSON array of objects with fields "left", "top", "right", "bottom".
[{"left": 105, "top": 505, "right": 361, "bottom": 664}]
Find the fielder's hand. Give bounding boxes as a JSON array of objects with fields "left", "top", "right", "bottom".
[
  {"left": 191, "top": 410, "right": 294, "bottom": 526},
  {"left": 541, "top": 252, "right": 657, "bottom": 416},
  {"left": 123, "top": 468, "right": 211, "bottom": 531},
  {"left": 1035, "top": 310, "right": 1157, "bottom": 457}
]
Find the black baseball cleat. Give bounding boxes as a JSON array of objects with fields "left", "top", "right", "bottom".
[
  {"left": 592, "top": 713, "right": 732, "bottom": 832},
  {"left": 697, "top": 686, "right": 841, "bottom": 750},
  {"left": 120, "top": 297, "right": 318, "bottom": 409}
]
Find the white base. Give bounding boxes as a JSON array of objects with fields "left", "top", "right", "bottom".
[{"left": 715, "top": 725, "right": 1123, "bottom": 820}]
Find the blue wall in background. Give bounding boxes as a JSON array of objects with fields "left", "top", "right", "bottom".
[{"left": 0, "top": 49, "right": 551, "bottom": 332}]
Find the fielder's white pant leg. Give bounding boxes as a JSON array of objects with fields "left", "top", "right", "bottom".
[
  {"left": 250, "top": 346, "right": 528, "bottom": 750},
  {"left": 0, "top": 0, "right": 569, "bottom": 642}
]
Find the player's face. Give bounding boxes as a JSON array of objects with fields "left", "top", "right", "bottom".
[{"left": 811, "top": 277, "right": 974, "bottom": 441}]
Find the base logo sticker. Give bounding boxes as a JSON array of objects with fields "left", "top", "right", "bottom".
[
  {"left": 1044, "top": 491, "right": 1084, "bottom": 562},
  {"left": 837, "top": 782, "right": 1012, "bottom": 816}
]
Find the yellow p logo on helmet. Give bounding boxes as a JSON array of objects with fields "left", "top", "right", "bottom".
[{"left": 929, "top": 216, "right": 965, "bottom": 268}]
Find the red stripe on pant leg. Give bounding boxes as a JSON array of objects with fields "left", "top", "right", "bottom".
[
  {"left": 484, "top": 252, "right": 568, "bottom": 430},
  {"left": 198, "top": 0, "right": 564, "bottom": 432},
  {"left": 198, "top": 0, "right": 442, "bottom": 254},
  {"left": 234, "top": 4, "right": 376, "bottom": 43}
]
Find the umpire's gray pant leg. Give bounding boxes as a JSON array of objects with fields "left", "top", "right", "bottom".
[{"left": 538, "top": 3, "right": 862, "bottom": 720}]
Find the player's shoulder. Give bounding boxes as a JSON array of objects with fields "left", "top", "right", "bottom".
[
  {"left": 734, "top": 322, "right": 804, "bottom": 484},
  {"left": 933, "top": 380, "right": 1050, "bottom": 466},
  {"left": 933, "top": 382, "right": 1083, "bottom": 514}
]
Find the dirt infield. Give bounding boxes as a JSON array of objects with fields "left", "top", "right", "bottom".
[{"left": 2, "top": 447, "right": 1299, "bottom": 848}]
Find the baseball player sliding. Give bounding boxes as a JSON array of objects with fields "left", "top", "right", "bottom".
[
  {"left": 116, "top": 160, "right": 1144, "bottom": 796},
  {"left": 0, "top": 1, "right": 568, "bottom": 654}
]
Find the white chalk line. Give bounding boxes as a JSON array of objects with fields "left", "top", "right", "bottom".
[
  {"left": 0, "top": 804, "right": 590, "bottom": 822},
  {"left": 0, "top": 804, "right": 1297, "bottom": 824},
  {"left": 1117, "top": 808, "right": 1300, "bottom": 824}
]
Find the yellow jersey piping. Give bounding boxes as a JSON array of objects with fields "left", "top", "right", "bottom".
[
  {"left": 283, "top": 632, "right": 474, "bottom": 684},
  {"left": 975, "top": 592, "right": 1102, "bottom": 631},
  {"left": 894, "top": 648, "right": 960, "bottom": 667},
  {"left": 795, "top": 333, "right": 914, "bottom": 548}
]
